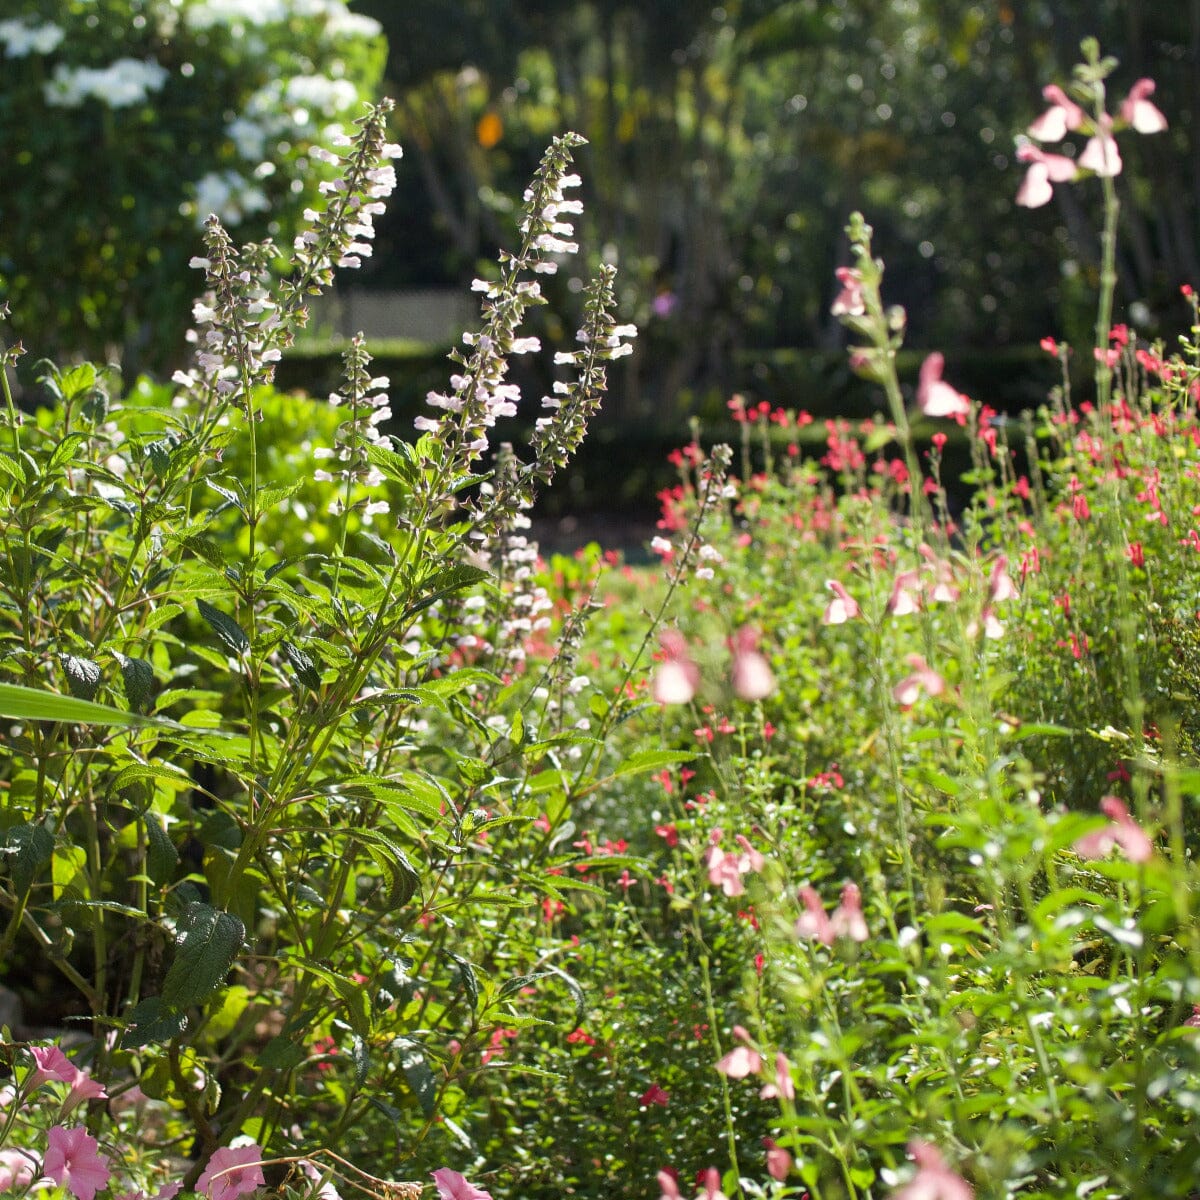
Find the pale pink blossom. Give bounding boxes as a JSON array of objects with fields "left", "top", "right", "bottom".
[
  {"left": 657, "top": 1170, "right": 682, "bottom": 1200},
  {"left": 893, "top": 655, "right": 946, "bottom": 707},
  {"left": 704, "top": 830, "right": 764, "bottom": 898},
  {"left": 62, "top": 1072, "right": 108, "bottom": 1117},
  {"left": 822, "top": 579, "right": 860, "bottom": 625},
  {"left": 700, "top": 1168, "right": 728, "bottom": 1200},
  {"left": 760, "top": 1051, "right": 796, "bottom": 1101},
  {"left": 197, "top": 1145, "right": 265, "bottom": 1200},
  {"left": 1014, "top": 142, "right": 1078, "bottom": 208},
  {"left": 714, "top": 1045, "right": 763, "bottom": 1079},
  {"left": 431, "top": 1170, "right": 493, "bottom": 1200},
  {"left": 0, "top": 1149, "right": 37, "bottom": 1193},
  {"left": 890, "top": 1140, "right": 973, "bottom": 1200},
  {"left": 831, "top": 267, "right": 865, "bottom": 316},
  {"left": 986, "top": 556, "right": 1019, "bottom": 604},
  {"left": 795, "top": 886, "right": 834, "bottom": 946},
  {"left": 1078, "top": 126, "right": 1122, "bottom": 177},
  {"left": 730, "top": 627, "right": 775, "bottom": 700},
  {"left": 652, "top": 630, "right": 701, "bottom": 705},
  {"left": 44, "top": 1126, "right": 111, "bottom": 1200},
  {"left": 1120, "top": 78, "right": 1168, "bottom": 134},
  {"left": 829, "top": 881, "right": 869, "bottom": 942},
  {"left": 1027, "top": 83, "right": 1085, "bottom": 142},
  {"left": 1074, "top": 795, "right": 1154, "bottom": 864},
  {"left": 916, "top": 353, "right": 971, "bottom": 419},
  {"left": 764, "top": 1140, "right": 792, "bottom": 1182},
  {"left": 887, "top": 570, "right": 922, "bottom": 617}
]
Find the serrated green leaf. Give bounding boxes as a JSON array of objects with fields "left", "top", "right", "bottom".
[
  {"left": 114, "top": 653, "right": 155, "bottom": 712},
  {"left": 282, "top": 642, "right": 322, "bottom": 690},
  {"left": 120, "top": 996, "right": 188, "bottom": 1049},
  {"left": 2, "top": 823, "right": 54, "bottom": 895},
  {"left": 197, "top": 599, "right": 249, "bottom": 656},
  {"left": 161, "top": 902, "right": 245, "bottom": 1010},
  {"left": 145, "top": 816, "right": 179, "bottom": 885},
  {"left": 0, "top": 453, "right": 26, "bottom": 489},
  {"left": 611, "top": 749, "right": 695, "bottom": 779},
  {"left": 448, "top": 952, "right": 478, "bottom": 1012},
  {"left": 61, "top": 654, "right": 102, "bottom": 701},
  {"left": 48, "top": 433, "right": 87, "bottom": 473}
]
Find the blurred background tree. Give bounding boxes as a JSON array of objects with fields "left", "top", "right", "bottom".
[{"left": 0, "top": 0, "right": 386, "bottom": 373}]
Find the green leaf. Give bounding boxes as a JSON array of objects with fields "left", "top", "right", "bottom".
[
  {"left": 2, "top": 823, "right": 55, "bottom": 895},
  {"left": 196, "top": 599, "right": 250, "bottom": 656},
  {"left": 408, "top": 564, "right": 491, "bottom": 614},
  {"left": 114, "top": 653, "right": 155, "bottom": 712},
  {"left": 61, "top": 655, "right": 102, "bottom": 701},
  {"left": 161, "top": 902, "right": 245, "bottom": 1011},
  {"left": 258, "top": 1035, "right": 307, "bottom": 1070},
  {"left": 0, "top": 682, "right": 161, "bottom": 727},
  {"left": 120, "top": 996, "right": 188, "bottom": 1049},
  {"left": 48, "top": 433, "right": 87, "bottom": 474},
  {"left": 611, "top": 749, "right": 695, "bottom": 779},
  {"left": 282, "top": 642, "right": 323, "bottom": 690},
  {"left": 364, "top": 440, "right": 419, "bottom": 487},
  {"left": 394, "top": 1038, "right": 437, "bottom": 1116},
  {"left": 448, "top": 952, "right": 479, "bottom": 1012},
  {"left": 144, "top": 817, "right": 179, "bottom": 885}
]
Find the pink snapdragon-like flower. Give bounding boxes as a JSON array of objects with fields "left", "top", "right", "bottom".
[
  {"left": 916, "top": 353, "right": 971, "bottom": 420},
  {"left": 714, "top": 1044, "right": 763, "bottom": 1079},
  {"left": 829, "top": 881, "right": 869, "bottom": 942},
  {"left": 986, "top": 555, "right": 1019, "bottom": 605},
  {"left": 795, "top": 885, "right": 834, "bottom": 945},
  {"left": 764, "top": 1140, "right": 792, "bottom": 1183},
  {"left": 704, "top": 830, "right": 764, "bottom": 898},
  {"left": 43, "top": 1126, "right": 112, "bottom": 1200},
  {"left": 1120, "top": 78, "right": 1168, "bottom": 134},
  {"left": 657, "top": 1170, "right": 682, "bottom": 1200},
  {"left": 431, "top": 1171, "right": 493, "bottom": 1200},
  {"left": 1074, "top": 795, "right": 1154, "bottom": 864},
  {"left": 890, "top": 1140, "right": 974, "bottom": 1200},
  {"left": 887, "top": 569, "right": 922, "bottom": 617},
  {"left": 1028, "top": 83, "right": 1085, "bottom": 142},
  {"left": 1077, "top": 119, "right": 1122, "bottom": 177},
  {"left": 197, "top": 1145, "right": 266, "bottom": 1200},
  {"left": 652, "top": 630, "right": 701, "bottom": 705},
  {"left": 760, "top": 1051, "right": 796, "bottom": 1101},
  {"left": 1014, "top": 143, "right": 1078, "bottom": 208},
  {"left": 831, "top": 267, "right": 865, "bottom": 316},
  {"left": 730, "top": 627, "right": 775, "bottom": 700},
  {"left": 893, "top": 655, "right": 946, "bottom": 707},
  {"left": 699, "top": 1168, "right": 728, "bottom": 1200},
  {"left": 822, "top": 579, "right": 860, "bottom": 625}
]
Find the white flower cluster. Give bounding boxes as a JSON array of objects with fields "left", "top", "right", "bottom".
[
  {"left": 191, "top": 170, "right": 271, "bottom": 227},
  {"left": 0, "top": 18, "right": 65, "bottom": 57},
  {"left": 44, "top": 57, "right": 169, "bottom": 109},
  {"left": 183, "top": 0, "right": 380, "bottom": 38}
]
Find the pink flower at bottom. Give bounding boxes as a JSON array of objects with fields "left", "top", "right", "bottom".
[
  {"left": 43, "top": 1126, "right": 112, "bottom": 1200},
  {"left": 1074, "top": 796, "right": 1154, "bottom": 864},
  {"left": 431, "top": 1169, "right": 493, "bottom": 1200},
  {"left": 196, "top": 1146, "right": 266, "bottom": 1200},
  {"left": 730, "top": 627, "right": 775, "bottom": 700},
  {"left": 822, "top": 579, "right": 860, "bottom": 625},
  {"left": 764, "top": 1139, "right": 792, "bottom": 1183},
  {"left": 889, "top": 1141, "right": 974, "bottom": 1200},
  {"left": 657, "top": 1169, "right": 681, "bottom": 1200},
  {"left": 830, "top": 881, "right": 869, "bottom": 942},
  {"left": 916, "top": 353, "right": 971, "bottom": 420},
  {"left": 652, "top": 630, "right": 701, "bottom": 705},
  {"left": 0, "top": 1149, "right": 38, "bottom": 1193}
]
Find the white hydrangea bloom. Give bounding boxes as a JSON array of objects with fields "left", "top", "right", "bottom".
[
  {"left": 44, "top": 58, "right": 169, "bottom": 109},
  {"left": 0, "top": 19, "right": 66, "bottom": 57}
]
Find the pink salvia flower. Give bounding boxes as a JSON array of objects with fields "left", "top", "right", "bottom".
[
  {"left": 730, "top": 627, "right": 775, "bottom": 700},
  {"left": 431, "top": 1170, "right": 494, "bottom": 1200},
  {"left": 1014, "top": 143, "right": 1078, "bottom": 208},
  {"left": 657, "top": 1170, "right": 682, "bottom": 1200},
  {"left": 760, "top": 1051, "right": 796, "bottom": 1101},
  {"left": 831, "top": 267, "right": 865, "bottom": 316},
  {"left": 986, "top": 556, "right": 1019, "bottom": 604},
  {"left": 1120, "top": 78, "right": 1168, "bottom": 134},
  {"left": 1077, "top": 117, "right": 1122, "bottom": 177},
  {"left": 43, "top": 1126, "right": 112, "bottom": 1200},
  {"left": 1027, "top": 83, "right": 1085, "bottom": 142},
  {"left": 197, "top": 1145, "right": 266, "bottom": 1200},
  {"left": 830, "top": 881, "right": 869, "bottom": 942},
  {"left": 764, "top": 1140, "right": 792, "bottom": 1183},
  {"left": 893, "top": 655, "right": 946, "bottom": 707},
  {"left": 714, "top": 1045, "right": 763, "bottom": 1079},
  {"left": 1074, "top": 795, "right": 1154, "bottom": 864},
  {"left": 823, "top": 579, "right": 860, "bottom": 624},
  {"left": 887, "top": 569, "right": 922, "bottom": 617},
  {"left": 890, "top": 1140, "right": 974, "bottom": 1200},
  {"left": 916, "top": 353, "right": 971, "bottom": 419},
  {"left": 795, "top": 886, "right": 834, "bottom": 946},
  {"left": 700, "top": 1168, "right": 728, "bottom": 1200},
  {"left": 653, "top": 630, "right": 701, "bottom": 705}
]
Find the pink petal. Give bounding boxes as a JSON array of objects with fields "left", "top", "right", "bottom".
[
  {"left": 1015, "top": 163, "right": 1054, "bottom": 208},
  {"left": 714, "top": 1045, "right": 763, "bottom": 1078},
  {"left": 1078, "top": 133, "right": 1122, "bottom": 177},
  {"left": 1120, "top": 79, "right": 1168, "bottom": 134},
  {"left": 731, "top": 649, "right": 774, "bottom": 700},
  {"left": 431, "top": 1170, "right": 494, "bottom": 1200}
]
